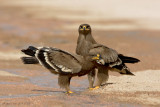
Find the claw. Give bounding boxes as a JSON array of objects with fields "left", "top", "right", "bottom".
[
  {"left": 66, "top": 91, "right": 74, "bottom": 94},
  {"left": 89, "top": 86, "right": 100, "bottom": 90},
  {"left": 89, "top": 88, "right": 95, "bottom": 90},
  {"left": 94, "top": 86, "right": 100, "bottom": 89}
]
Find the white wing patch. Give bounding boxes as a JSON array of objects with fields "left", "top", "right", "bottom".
[
  {"left": 35, "top": 47, "right": 73, "bottom": 73},
  {"left": 56, "top": 64, "right": 72, "bottom": 73},
  {"left": 37, "top": 47, "right": 44, "bottom": 49},
  {"left": 44, "top": 52, "right": 59, "bottom": 72},
  {"left": 44, "top": 52, "right": 72, "bottom": 73},
  {"left": 35, "top": 49, "right": 43, "bottom": 66},
  {"left": 109, "top": 58, "right": 122, "bottom": 67}
]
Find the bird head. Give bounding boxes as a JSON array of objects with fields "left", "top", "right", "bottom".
[
  {"left": 92, "top": 54, "right": 101, "bottom": 60},
  {"left": 92, "top": 54, "right": 105, "bottom": 65},
  {"left": 78, "top": 24, "right": 91, "bottom": 35}
]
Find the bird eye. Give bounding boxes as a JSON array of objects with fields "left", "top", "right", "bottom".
[
  {"left": 91, "top": 54, "right": 95, "bottom": 56},
  {"left": 86, "top": 26, "right": 90, "bottom": 28},
  {"left": 80, "top": 26, "right": 83, "bottom": 28}
]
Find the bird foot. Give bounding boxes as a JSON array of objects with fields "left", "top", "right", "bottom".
[
  {"left": 89, "top": 86, "right": 100, "bottom": 90},
  {"left": 66, "top": 91, "right": 74, "bottom": 94}
]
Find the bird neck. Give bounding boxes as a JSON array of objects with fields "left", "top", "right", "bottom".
[{"left": 79, "top": 33, "right": 97, "bottom": 44}]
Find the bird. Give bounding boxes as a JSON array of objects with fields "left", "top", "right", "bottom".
[
  {"left": 21, "top": 46, "right": 97, "bottom": 94},
  {"left": 76, "top": 24, "right": 140, "bottom": 89}
]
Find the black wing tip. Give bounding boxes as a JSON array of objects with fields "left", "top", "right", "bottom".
[
  {"left": 21, "top": 46, "right": 37, "bottom": 51},
  {"left": 21, "top": 49, "right": 26, "bottom": 53},
  {"left": 125, "top": 69, "right": 135, "bottom": 76},
  {"left": 21, "top": 46, "right": 38, "bottom": 56},
  {"left": 21, "top": 57, "right": 38, "bottom": 64},
  {"left": 120, "top": 70, "right": 135, "bottom": 76},
  {"left": 28, "top": 46, "right": 37, "bottom": 50},
  {"left": 137, "top": 59, "right": 140, "bottom": 62},
  {"left": 126, "top": 58, "right": 140, "bottom": 63},
  {"left": 127, "top": 72, "right": 135, "bottom": 76},
  {"left": 120, "top": 72, "right": 135, "bottom": 76},
  {"left": 132, "top": 58, "right": 140, "bottom": 63},
  {"left": 20, "top": 57, "right": 27, "bottom": 64}
]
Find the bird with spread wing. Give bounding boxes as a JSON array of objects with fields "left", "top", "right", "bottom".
[
  {"left": 21, "top": 46, "right": 97, "bottom": 93},
  {"left": 76, "top": 24, "right": 140, "bottom": 89}
]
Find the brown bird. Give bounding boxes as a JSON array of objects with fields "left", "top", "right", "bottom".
[
  {"left": 76, "top": 24, "right": 140, "bottom": 89},
  {"left": 21, "top": 46, "right": 97, "bottom": 93}
]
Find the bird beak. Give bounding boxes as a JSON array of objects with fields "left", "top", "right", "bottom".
[
  {"left": 92, "top": 54, "right": 100, "bottom": 60},
  {"left": 83, "top": 26, "right": 86, "bottom": 30},
  {"left": 80, "top": 26, "right": 89, "bottom": 31}
]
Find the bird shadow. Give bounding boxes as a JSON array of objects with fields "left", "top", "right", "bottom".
[
  {"left": 31, "top": 89, "right": 79, "bottom": 95},
  {"left": 32, "top": 89, "right": 62, "bottom": 93},
  {"left": 101, "top": 82, "right": 115, "bottom": 87}
]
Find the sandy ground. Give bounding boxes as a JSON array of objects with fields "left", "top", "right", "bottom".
[
  {"left": 0, "top": 0, "right": 160, "bottom": 107},
  {"left": 2, "top": 0, "right": 160, "bottom": 30},
  {"left": 95, "top": 70, "right": 160, "bottom": 106},
  {"left": 0, "top": 69, "right": 160, "bottom": 106},
  {"left": 0, "top": 70, "right": 22, "bottom": 77}
]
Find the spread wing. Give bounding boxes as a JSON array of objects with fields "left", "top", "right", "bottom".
[{"left": 36, "top": 47, "right": 82, "bottom": 74}]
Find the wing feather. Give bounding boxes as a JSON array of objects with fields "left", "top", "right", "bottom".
[
  {"left": 36, "top": 47, "right": 82, "bottom": 74},
  {"left": 89, "top": 44, "right": 119, "bottom": 63}
]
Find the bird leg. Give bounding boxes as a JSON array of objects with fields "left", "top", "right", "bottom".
[
  {"left": 96, "top": 67, "right": 109, "bottom": 86},
  {"left": 88, "top": 69, "right": 96, "bottom": 88},
  {"left": 58, "top": 75, "right": 73, "bottom": 94}
]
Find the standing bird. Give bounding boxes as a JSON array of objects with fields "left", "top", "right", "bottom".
[
  {"left": 21, "top": 46, "right": 97, "bottom": 93},
  {"left": 76, "top": 24, "right": 140, "bottom": 89}
]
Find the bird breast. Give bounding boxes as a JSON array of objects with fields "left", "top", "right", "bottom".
[{"left": 77, "top": 41, "right": 93, "bottom": 56}]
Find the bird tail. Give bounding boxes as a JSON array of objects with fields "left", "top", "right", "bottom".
[
  {"left": 21, "top": 46, "right": 38, "bottom": 56},
  {"left": 119, "top": 54, "right": 140, "bottom": 64},
  {"left": 112, "top": 63, "right": 135, "bottom": 76},
  {"left": 21, "top": 57, "right": 39, "bottom": 64},
  {"left": 21, "top": 46, "right": 52, "bottom": 67},
  {"left": 21, "top": 46, "right": 39, "bottom": 64}
]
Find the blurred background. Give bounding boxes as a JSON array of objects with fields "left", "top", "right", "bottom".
[
  {"left": 0, "top": 0, "right": 160, "bottom": 106},
  {"left": 0, "top": 0, "right": 160, "bottom": 70}
]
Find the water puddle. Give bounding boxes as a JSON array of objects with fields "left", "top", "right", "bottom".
[
  {"left": 0, "top": 93, "right": 52, "bottom": 99},
  {"left": 2, "top": 69, "right": 88, "bottom": 92},
  {"left": 0, "top": 69, "right": 146, "bottom": 106},
  {"left": 0, "top": 23, "right": 28, "bottom": 36}
]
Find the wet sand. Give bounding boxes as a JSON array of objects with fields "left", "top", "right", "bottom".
[{"left": 0, "top": 1, "right": 160, "bottom": 107}]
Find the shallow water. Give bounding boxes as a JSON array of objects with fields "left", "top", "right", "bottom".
[
  {"left": 0, "top": 69, "right": 148, "bottom": 107},
  {"left": 3, "top": 69, "right": 88, "bottom": 92}
]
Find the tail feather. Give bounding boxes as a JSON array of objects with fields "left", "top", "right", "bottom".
[
  {"left": 21, "top": 46, "right": 38, "bottom": 56},
  {"left": 21, "top": 46, "right": 53, "bottom": 69},
  {"left": 21, "top": 57, "right": 39, "bottom": 64},
  {"left": 112, "top": 63, "right": 135, "bottom": 76},
  {"left": 119, "top": 68, "right": 135, "bottom": 76},
  {"left": 119, "top": 54, "right": 140, "bottom": 64}
]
